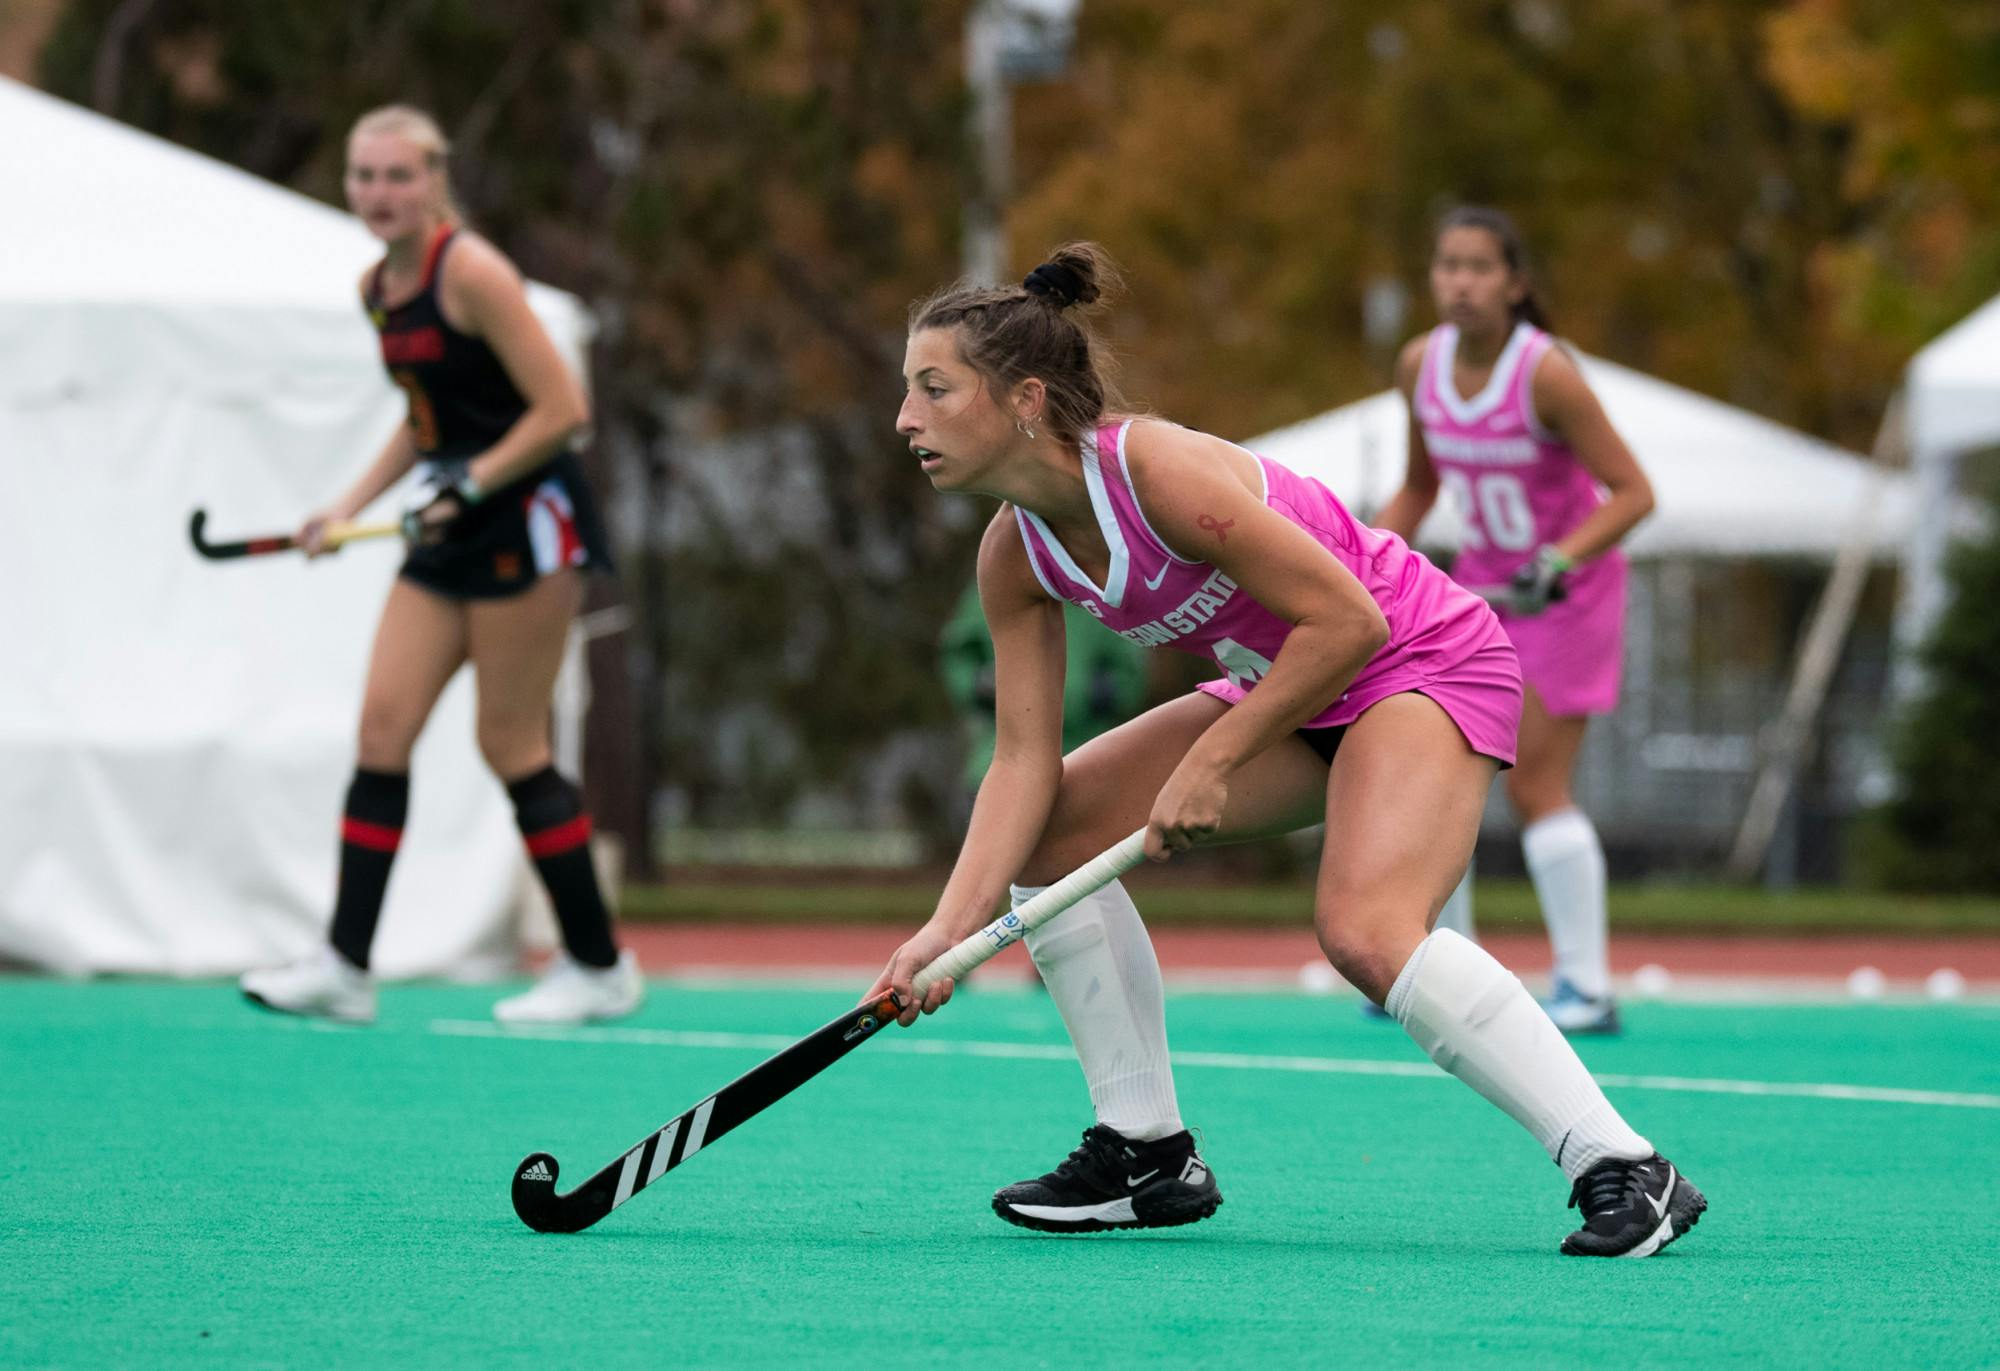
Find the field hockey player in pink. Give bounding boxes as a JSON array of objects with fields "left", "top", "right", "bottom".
[
  {"left": 865, "top": 242, "right": 1700, "bottom": 1257},
  {"left": 1377, "top": 207, "right": 1656, "bottom": 1036}
]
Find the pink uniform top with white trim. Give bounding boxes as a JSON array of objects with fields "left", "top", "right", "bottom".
[
  {"left": 1412, "top": 323, "right": 1629, "bottom": 716},
  {"left": 1012, "top": 420, "right": 1521, "bottom": 758},
  {"left": 1413, "top": 321, "right": 1624, "bottom": 594}
]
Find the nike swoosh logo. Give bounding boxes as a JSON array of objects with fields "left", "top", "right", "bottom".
[
  {"left": 1126, "top": 1169, "right": 1161, "bottom": 1188},
  {"left": 1143, "top": 564, "right": 1169, "bottom": 590},
  {"left": 1647, "top": 1166, "right": 1676, "bottom": 1220}
]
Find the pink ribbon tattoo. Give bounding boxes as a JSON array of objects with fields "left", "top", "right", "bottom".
[{"left": 1197, "top": 514, "right": 1235, "bottom": 543}]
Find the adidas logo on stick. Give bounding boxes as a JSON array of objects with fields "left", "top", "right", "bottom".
[{"left": 519, "top": 1160, "right": 554, "bottom": 1182}]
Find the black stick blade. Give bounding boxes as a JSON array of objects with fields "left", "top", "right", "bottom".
[
  {"left": 188, "top": 508, "right": 297, "bottom": 560},
  {"left": 511, "top": 1153, "right": 589, "bottom": 1233},
  {"left": 510, "top": 997, "right": 899, "bottom": 1234}
]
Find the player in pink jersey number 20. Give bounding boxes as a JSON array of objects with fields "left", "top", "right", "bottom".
[
  {"left": 1377, "top": 207, "right": 1656, "bottom": 1035},
  {"left": 865, "top": 243, "right": 1700, "bottom": 1257}
]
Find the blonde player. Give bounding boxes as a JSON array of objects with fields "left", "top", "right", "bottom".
[{"left": 240, "top": 107, "right": 638, "bottom": 1026}]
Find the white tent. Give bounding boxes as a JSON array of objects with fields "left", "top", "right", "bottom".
[
  {"left": 0, "top": 78, "right": 592, "bottom": 977},
  {"left": 1248, "top": 354, "right": 1910, "bottom": 562},
  {"left": 1907, "top": 295, "right": 2000, "bottom": 457},
  {"left": 1897, "top": 295, "right": 2000, "bottom": 670}
]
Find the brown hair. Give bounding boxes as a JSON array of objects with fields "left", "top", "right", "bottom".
[
  {"left": 908, "top": 242, "right": 1125, "bottom": 446},
  {"left": 1435, "top": 206, "right": 1550, "bottom": 331},
  {"left": 349, "top": 104, "right": 462, "bottom": 224}
]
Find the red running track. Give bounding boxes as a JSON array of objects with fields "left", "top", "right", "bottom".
[{"left": 619, "top": 924, "right": 2000, "bottom": 987}]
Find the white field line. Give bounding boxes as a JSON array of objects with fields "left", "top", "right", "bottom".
[
  {"left": 562, "top": 967, "right": 2000, "bottom": 1003},
  {"left": 428, "top": 1019, "right": 2000, "bottom": 1111}
]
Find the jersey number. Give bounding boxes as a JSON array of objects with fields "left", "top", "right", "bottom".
[
  {"left": 1212, "top": 637, "right": 1274, "bottom": 690},
  {"left": 1440, "top": 470, "right": 1535, "bottom": 552},
  {"left": 393, "top": 370, "right": 440, "bottom": 451}
]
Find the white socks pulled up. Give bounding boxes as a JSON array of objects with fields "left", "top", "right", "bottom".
[
  {"left": 1016, "top": 878, "right": 1184, "bottom": 1142},
  {"left": 1387, "top": 928, "right": 1650, "bottom": 1180},
  {"left": 1522, "top": 808, "right": 1611, "bottom": 1000}
]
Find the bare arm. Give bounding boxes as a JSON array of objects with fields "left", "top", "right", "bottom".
[
  {"left": 1125, "top": 421, "right": 1389, "bottom": 855},
  {"left": 1371, "top": 334, "right": 1440, "bottom": 541},
  {"left": 440, "top": 235, "right": 591, "bottom": 491},
  {"left": 925, "top": 510, "right": 1070, "bottom": 938},
  {"left": 1532, "top": 346, "right": 1654, "bottom": 562},
  {"left": 862, "top": 510, "right": 1068, "bottom": 1022}
]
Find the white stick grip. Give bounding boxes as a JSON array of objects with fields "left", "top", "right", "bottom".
[{"left": 910, "top": 829, "right": 1148, "bottom": 997}]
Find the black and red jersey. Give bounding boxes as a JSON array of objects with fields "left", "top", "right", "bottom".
[{"left": 365, "top": 226, "right": 528, "bottom": 463}]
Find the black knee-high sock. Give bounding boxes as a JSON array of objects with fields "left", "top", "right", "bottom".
[
  {"left": 329, "top": 769, "right": 409, "bottom": 971},
  {"left": 508, "top": 766, "right": 618, "bottom": 969}
]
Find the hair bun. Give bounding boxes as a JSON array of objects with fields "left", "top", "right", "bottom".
[{"left": 1023, "top": 261, "right": 1087, "bottom": 309}]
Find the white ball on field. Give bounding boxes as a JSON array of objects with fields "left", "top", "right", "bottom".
[
  {"left": 1297, "top": 960, "right": 1339, "bottom": 994},
  {"left": 1847, "top": 966, "right": 1886, "bottom": 1000},
  {"left": 1925, "top": 968, "right": 1966, "bottom": 1001},
  {"left": 1631, "top": 963, "right": 1672, "bottom": 998}
]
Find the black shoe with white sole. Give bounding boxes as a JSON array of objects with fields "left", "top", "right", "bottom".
[
  {"left": 1561, "top": 1152, "right": 1707, "bottom": 1257},
  {"left": 992, "top": 1125, "right": 1223, "bottom": 1234}
]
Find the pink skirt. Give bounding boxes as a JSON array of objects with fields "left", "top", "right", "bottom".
[
  {"left": 1493, "top": 557, "right": 1626, "bottom": 717},
  {"left": 1201, "top": 626, "right": 1523, "bottom": 766}
]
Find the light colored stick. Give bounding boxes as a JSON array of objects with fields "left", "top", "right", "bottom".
[
  {"left": 320, "top": 519, "right": 404, "bottom": 550},
  {"left": 911, "top": 829, "right": 1149, "bottom": 995}
]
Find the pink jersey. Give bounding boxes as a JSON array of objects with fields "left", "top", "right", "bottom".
[
  {"left": 1013, "top": 420, "right": 1520, "bottom": 758},
  {"left": 1413, "top": 322, "right": 1628, "bottom": 715}
]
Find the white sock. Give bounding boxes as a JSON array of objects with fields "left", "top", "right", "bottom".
[
  {"left": 1433, "top": 861, "right": 1476, "bottom": 940},
  {"left": 1017, "top": 879, "right": 1184, "bottom": 1142},
  {"left": 1387, "top": 929, "right": 1651, "bottom": 1180},
  {"left": 1522, "top": 808, "right": 1611, "bottom": 1000}
]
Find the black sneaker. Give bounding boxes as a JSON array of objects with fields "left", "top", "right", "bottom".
[
  {"left": 1561, "top": 1152, "right": 1707, "bottom": 1257},
  {"left": 992, "top": 1125, "right": 1222, "bottom": 1234}
]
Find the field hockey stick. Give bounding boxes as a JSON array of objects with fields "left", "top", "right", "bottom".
[
  {"left": 1467, "top": 580, "right": 1568, "bottom": 610},
  {"left": 509, "top": 827, "right": 1150, "bottom": 1234},
  {"left": 187, "top": 508, "right": 403, "bottom": 560}
]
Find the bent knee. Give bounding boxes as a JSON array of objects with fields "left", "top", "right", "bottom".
[
  {"left": 1504, "top": 769, "right": 1571, "bottom": 820},
  {"left": 1314, "top": 908, "right": 1427, "bottom": 1003},
  {"left": 1016, "top": 834, "right": 1080, "bottom": 889},
  {"left": 476, "top": 719, "right": 550, "bottom": 778},
  {"left": 356, "top": 699, "right": 426, "bottom": 769}
]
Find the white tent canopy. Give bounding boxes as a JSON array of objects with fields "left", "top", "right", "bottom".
[
  {"left": 1907, "top": 295, "right": 2000, "bottom": 458},
  {"left": 1897, "top": 294, "right": 2000, "bottom": 671},
  {"left": 0, "top": 77, "right": 591, "bottom": 977},
  {"left": 1248, "top": 354, "right": 1910, "bottom": 563}
]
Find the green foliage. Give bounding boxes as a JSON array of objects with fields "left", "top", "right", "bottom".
[
  {"left": 29, "top": 1, "right": 2000, "bottom": 846},
  {"left": 1866, "top": 507, "right": 2000, "bottom": 890},
  {"left": 37, "top": 1, "right": 982, "bottom": 844},
  {"left": 1013, "top": 0, "right": 2000, "bottom": 450}
]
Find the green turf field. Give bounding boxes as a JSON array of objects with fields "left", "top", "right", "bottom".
[{"left": 7, "top": 978, "right": 1997, "bottom": 1368}]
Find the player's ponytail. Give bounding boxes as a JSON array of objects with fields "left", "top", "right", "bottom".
[
  {"left": 1437, "top": 206, "right": 1551, "bottom": 331},
  {"left": 909, "top": 242, "right": 1126, "bottom": 446}
]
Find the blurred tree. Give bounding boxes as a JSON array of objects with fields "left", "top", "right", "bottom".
[
  {"left": 37, "top": 0, "right": 981, "bottom": 863},
  {"left": 28, "top": 0, "right": 2000, "bottom": 854},
  {"left": 1862, "top": 507, "right": 2000, "bottom": 891},
  {"left": 1761, "top": 2, "right": 2000, "bottom": 442},
  {"left": 1009, "top": 0, "right": 2000, "bottom": 451}
]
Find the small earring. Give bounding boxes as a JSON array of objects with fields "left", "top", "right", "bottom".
[{"left": 1017, "top": 420, "right": 1036, "bottom": 439}]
